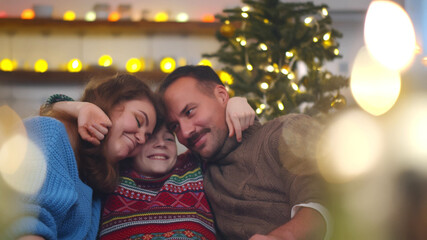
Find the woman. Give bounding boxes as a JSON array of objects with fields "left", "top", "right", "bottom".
[{"left": 13, "top": 74, "right": 158, "bottom": 240}]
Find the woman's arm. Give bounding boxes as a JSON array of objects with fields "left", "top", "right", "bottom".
[
  {"left": 226, "top": 96, "right": 255, "bottom": 142},
  {"left": 18, "top": 235, "right": 45, "bottom": 240}
]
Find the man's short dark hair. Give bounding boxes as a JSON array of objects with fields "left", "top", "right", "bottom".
[{"left": 157, "top": 65, "right": 224, "bottom": 97}]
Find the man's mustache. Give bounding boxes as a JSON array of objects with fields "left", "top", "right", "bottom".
[{"left": 187, "top": 128, "right": 211, "bottom": 147}]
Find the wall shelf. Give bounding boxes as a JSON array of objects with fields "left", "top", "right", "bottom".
[
  {"left": 0, "top": 70, "right": 168, "bottom": 84},
  {"left": 0, "top": 18, "right": 221, "bottom": 35}
]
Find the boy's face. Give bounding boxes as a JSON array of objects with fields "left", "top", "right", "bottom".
[
  {"left": 163, "top": 76, "right": 229, "bottom": 159},
  {"left": 132, "top": 125, "right": 177, "bottom": 177}
]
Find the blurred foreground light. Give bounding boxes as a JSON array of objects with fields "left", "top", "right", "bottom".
[
  {"left": 160, "top": 57, "right": 176, "bottom": 73},
  {"left": 0, "top": 106, "right": 46, "bottom": 195},
  {"left": 364, "top": 0, "right": 416, "bottom": 70},
  {"left": 201, "top": 14, "right": 215, "bottom": 23},
  {"left": 21, "top": 9, "right": 35, "bottom": 19},
  {"left": 67, "top": 58, "right": 82, "bottom": 72},
  {"left": 390, "top": 94, "right": 427, "bottom": 174},
  {"left": 98, "top": 55, "right": 113, "bottom": 67},
  {"left": 350, "top": 46, "right": 401, "bottom": 116},
  {"left": 317, "top": 110, "right": 384, "bottom": 183},
  {"left": 34, "top": 59, "right": 48, "bottom": 73},
  {"left": 108, "top": 11, "right": 120, "bottom": 22},
  {"left": 126, "top": 58, "right": 141, "bottom": 73}
]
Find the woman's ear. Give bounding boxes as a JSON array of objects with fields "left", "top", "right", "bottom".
[{"left": 214, "top": 85, "right": 229, "bottom": 105}]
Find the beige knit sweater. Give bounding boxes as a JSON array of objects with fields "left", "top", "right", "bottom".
[{"left": 202, "top": 113, "right": 326, "bottom": 239}]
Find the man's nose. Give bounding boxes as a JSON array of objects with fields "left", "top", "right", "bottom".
[{"left": 180, "top": 120, "right": 195, "bottom": 139}]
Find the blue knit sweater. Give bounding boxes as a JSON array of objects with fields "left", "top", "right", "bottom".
[{"left": 10, "top": 116, "right": 101, "bottom": 240}]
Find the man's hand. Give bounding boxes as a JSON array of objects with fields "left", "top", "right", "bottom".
[
  {"left": 226, "top": 96, "right": 255, "bottom": 142},
  {"left": 77, "top": 102, "right": 112, "bottom": 145}
]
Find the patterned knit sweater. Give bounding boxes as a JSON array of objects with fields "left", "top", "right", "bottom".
[
  {"left": 99, "top": 151, "right": 216, "bottom": 240},
  {"left": 9, "top": 116, "right": 101, "bottom": 240}
]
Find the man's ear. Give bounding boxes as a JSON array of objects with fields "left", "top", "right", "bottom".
[{"left": 214, "top": 85, "right": 229, "bottom": 105}]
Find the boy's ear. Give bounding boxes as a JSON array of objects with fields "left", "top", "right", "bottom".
[{"left": 214, "top": 85, "right": 229, "bottom": 105}]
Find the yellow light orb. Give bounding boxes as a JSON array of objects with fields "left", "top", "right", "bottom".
[
  {"left": 334, "top": 48, "right": 340, "bottom": 55},
  {"left": 242, "top": 6, "right": 250, "bottom": 12},
  {"left": 256, "top": 108, "right": 262, "bottom": 114},
  {"left": 291, "top": 82, "right": 299, "bottom": 91},
  {"left": 260, "top": 82, "right": 269, "bottom": 90},
  {"left": 321, "top": 8, "right": 329, "bottom": 17},
  {"left": 304, "top": 17, "right": 313, "bottom": 26},
  {"left": 126, "top": 58, "right": 141, "bottom": 73},
  {"left": 241, "top": 12, "right": 249, "bottom": 18},
  {"left": 281, "top": 65, "right": 290, "bottom": 75},
  {"left": 108, "top": 12, "right": 120, "bottom": 22},
  {"left": 154, "top": 12, "right": 169, "bottom": 22},
  {"left": 198, "top": 59, "right": 212, "bottom": 67},
  {"left": 317, "top": 110, "right": 384, "bottom": 183},
  {"left": 34, "top": 59, "right": 48, "bottom": 73},
  {"left": 246, "top": 64, "right": 253, "bottom": 71},
  {"left": 323, "top": 32, "right": 331, "bottom": 41},
  {"left": 350, "top": 46, "right": 401, "bottom": 116},
  {"left": 264, "top": 19, "right": 269, "bottom": 24},
  {"left": 67, "top": 58, "right": 82, "bottom": 72},
  {"left": 364, "top": 0, "right": 416, "bottom": 70},
  {"left": 85, "top": 11, "right": 96, "bottom": 21},
  {"left": 259, "top": 43, "right": 268, "bottom": 51},
  {"left": 240, "top": 39, "right": 247, "bottom": 46},
  {"left": 277, "top": 101, "right": 284, "bottom": 111},
  {"left": 160, "top": 57, "right": 176, "bottom": 73},
  {"left": 1, "top": 58, "right": 14, "bottom": 72},
  {"left": 176, "top": 12, "right": 189, "bottom": 22},
  {"left": 260, "top": 104, "right": 266, "bottom": 109},
  {"left": 266, "top": 65, "right": 274, "bottom": 72},
  {"left": 21, "top": 9, "right": 35, "bottom": 19},
  {"left": 285, "top": 51, "right": 294, "bottom": 58},
  {"left": 219, "top": 71, "right": 234, "bottom": 85},
  {"left": 288, "top": 72, "right": 295, "bottom": 80},
  {"left": 98, "top": 55, "right": 113, "bottom": 67},
  {"left": 63, "top": 10, "right": 76, "bottom": 21},
  {"left": 313, "top": 37, "right": 319, "bottom": 42}
]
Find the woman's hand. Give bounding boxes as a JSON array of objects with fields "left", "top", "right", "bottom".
[
  {"left": 76, "top": 102, "right": 112, "bottom": 145},
  {"left": 226, "top": 97, "right": 255, "bottom": 142}
]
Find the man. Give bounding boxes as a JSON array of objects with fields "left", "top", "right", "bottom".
[{"left": 158, "top": 65, "right": 330, "bottom": 240}]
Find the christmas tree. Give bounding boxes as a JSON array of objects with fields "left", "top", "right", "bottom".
[{"left": 204, "top": 0, "right": 349, "bottom": 121}]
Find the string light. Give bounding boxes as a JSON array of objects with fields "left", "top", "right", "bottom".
[
  {"left": 260, "top": 104, "right": 266, "bottom": 109},
  {"left": 0, "top": 58, "right": 14, "bottom": 72},
  {"left": 67, "top": 58, "right": 82, "bottom": 72},
  {"left": 108, "top": 12, "right": 120, "bottom": 22},
  {"left": 285, "top": 51, "right": 294, "bottom": 58},
  {"left": 240, "top": 39, "right": 247, "bottom": 46},
  {"left": 176, "top": 12, "right": 189, "bottom": 22},
  {"left": 259, "top": 43, "right": 268, "bottom": 51},
  {"left": 281, "top": 65, "right": 290, "bottom": 75},
  {"left": 126, "top": 58, "right": 141, "bottom": 73},
  {"left": 334, "top": 48, "right": 340, "bottom": 55},
  {"left": 313, "top": 37, "right": 319, "bottom": 42},
  {"left": 246, "top": 64, "right": 253, "bottom": 71},
  {"left": 260, "top": 82, "right": 269, "bottom": 90},
  {"left": 160, "top": 57, "right": 176, "bottom": 73},
  {"left": 277, "top": 101, "right": 285, "bottom": 111},
  {"left": 321, "top": 8, "right": 329, "bottom": 17},
  {"left": 219, "top": 71, "right": 234, "bottom": 85},
  {"left": 256, "top": 108, "right": 262, "bottom": 114},
  {"left": 63, "top": 11, "right": 76, "bottom": 21},
  {"left": 154, "top": 12, "right": 169, "bottom": 22},
  {"left": 323, "top": 32, "right": 331, "bottom": 41},
  {"left": 197, "top": 59, "right": 212, "bottom": 67},
  {"left": 98, "top": 55, "right": 113, "bottom": 67},
  {"left": 242, "top": 6, "right": 250, "bottom": 12},
  {"left": 241, "top": 12, "right": 249, "bottom": 18},
  {"left": 291, "top": 82, "right": 299, "bottom": 91},
  {"left": 34, "top": 59, "right": 48, "bottom": 73},
  {"left": 266, "top": 65, "right": 275, "bottom": 72},
  {"left": 304, "top": 17, "right": 313, "bottom": 26},
  {"left": 288, "top": 72, "right": 295, "bottom": 80},
  {"left": 21, "top": 9, "right": 35, "bottom": 19},
  {"left": 85, "top": 11, "right": 96, "bottom": 21}
]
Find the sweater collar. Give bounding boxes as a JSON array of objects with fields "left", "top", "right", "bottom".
[{"left": 206, "top": 117, "right": 262, "bottom": 163}]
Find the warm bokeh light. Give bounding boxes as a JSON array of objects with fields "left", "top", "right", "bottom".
[
  {"left": 126, "top": 58, "right": 142, "bottom": 73},
  {"left": 67, "top": 58, "right": 82, "bottom": 72},
  {"left": 98, "top": 55, "right": 113, "bottom": 67},
  {"left": 259, "top": 43, "right": 268, "bottom": 51},
  {"left": 246, "top": 64, "right": 253, "bottom": 71},
  {"left": 160, "top": 57, "right": 176, "bottom": 73},
  {"left": 364, "top": 0, "right": 416, "bottom": 70},
  {"left": 178, "top": 57, "right": 187, "bottom": 67},
  {"left": 154, "top": 12, "right": 169, "bottom": 22},
  {"left": 219, "top": 71, "right": 234, "bottom": 85},
  {"left": 277, "top": 101, "right": 284, "bottom": 111},
  {"left": 350, "top": 47, "right": 401, "bottom": 116},
  {"left": 260, "top": 82, "right": 269, "bottom": 90},
  {"left": 201, "top": 14, "right": 215, "bottom": 23},
  {"left": 317, "top": 110, "right": 384, "bottom": 183},
  {"left": 0, "top": 11, "right": 7, "bottom": 18},
  {"left": 34, "top": 59, "right": 48, "bottom": 73},
  {"left": 63, "top": 10, "right": 76, "bottom": 21},
  {"left": 390, "top": 94, "right": 427, "bottom": 174},
  {"left": 0, "top": 58, "right": 14, "bottom": 72},
  {"left": 85, "top": 11, "right": 96, "bottom": 21},
  {"left": 176, "top": 12, "right": 189, "bottom": 22},
  {"left": 197, "top": 59, "right": 212, "bottom": 67},
  {"left": 0, "top": 106, "right": 46, "bottom": 195},
  {"left": 108, "top": 11, "right": 120, "bottom": 22},
  {"left": 21, "top": 9, "right": 35, "bottom": 19}
]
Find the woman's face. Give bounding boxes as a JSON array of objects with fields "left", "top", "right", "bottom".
[
  {"left": 103, "top": 98, "right": 156, "bottom": 164},
  {"left": 132, "top": 125, "right": 178, "bottom": 177}
]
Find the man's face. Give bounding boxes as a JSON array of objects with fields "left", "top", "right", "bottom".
[{"left": 163, "top": 76, "right": 229, "bottom": 159}]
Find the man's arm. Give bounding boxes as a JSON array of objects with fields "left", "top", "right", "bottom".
[{"left": 249, "top": 207, "right": 326, "bottom": 240}]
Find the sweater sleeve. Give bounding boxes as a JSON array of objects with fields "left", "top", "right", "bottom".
[{"left": 8, "top": 117, "right": 80, "bottom": 240}]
